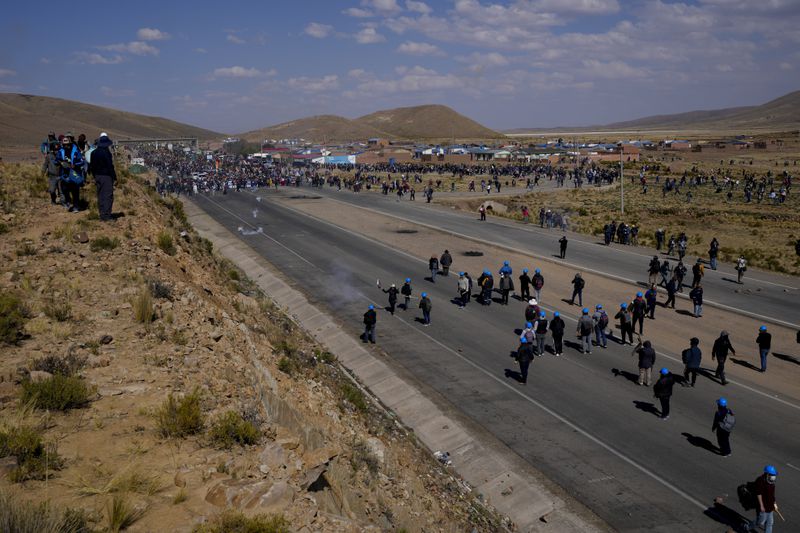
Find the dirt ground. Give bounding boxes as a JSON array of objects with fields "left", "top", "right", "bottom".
[{"left": 278, "top": 196, "right": 800, "bottom": 404}]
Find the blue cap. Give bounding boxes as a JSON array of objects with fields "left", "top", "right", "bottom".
[
  {"left": 483, "top": 269, "right": 490, "bottom": 275},
  {"left": 520, "top": 337, "right": 528, "bottom": 343},
  {"left": 717, "top": 397, "right": 727, "bottom": 407},
  {"left": 405, "top": 278, "right": 411, "bottom": 283},
  {"left": 759, "top": 325, "right": 767, "bottom": 331},
  {"left": 554, "top": 311, "right": 560, "bottom": 317},
  {"left": 535, "top": 268, "right": 541, "bottom": 274},
  {"left": 459, "top": 272, "right": 464, "bottom": 276},
  {"left": 660, "top": 368, "right": 669, "bottom": 375},
  {"left": 523, "top": 268, "right": 528, "bottom": 273},
  {"left": 503, "top": 260, "right": 509, "bottom": 265},
  {"left": 765, "top": 465, "right": 777, "bottom": 475},
  {"left": 525, "top": 322, "right": 532, "bottom": 328},
  {"left": 596, "top": 304, "right": 603, "bottom": 309},
  {"left": 421, "top": 292, "right": 427, "bottom": 297},
  {"left": 539, "top": 311, "right": 546, "bottom": 318},
  {"left": 620, "top": 302, "right": 628, "bottom": 309},
  {"left": 636, "top": 291, "right": 643, "bottom": 298},
  {"left": 368, "top": 305, "right": 374, "bottom": 310},
  {"left": 582, "top": 307, "right": 589, "bottom": 314}
]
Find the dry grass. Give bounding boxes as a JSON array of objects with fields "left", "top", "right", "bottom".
[
  {"left": 106, "top": 494, "right": 145, "bottom": 533},
  {"left": 192, "top": 510, "right": 289, "bottom": 533},
  {"left": 133, "top": 287, "right": 154, "bottom": 324},
  {"left": 77, "top": 467, "right": 164, "bottom": 497},
  {"left": 154, "top": 389, "right": 204, "bottom": 438},
  {"left": 0, "top": 490, "right": 90, "bottom": 533}
]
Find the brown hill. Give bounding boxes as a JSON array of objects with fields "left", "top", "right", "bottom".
[
  {"left": 0, "top": 93, "right": 221, "bottom": 156},
  {"left": 355, "top": 104, "right": 502, "bottom": 139},
  {"left": 240, "top": 114, "right": 388, "bottom": 144},
  {"left": 506, "top": 89, "right": 800, "bottom": 134}
]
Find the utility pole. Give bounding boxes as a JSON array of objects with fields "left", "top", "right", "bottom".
[{"left": 619, "top": 143, "right": 624, "bottom": 215}]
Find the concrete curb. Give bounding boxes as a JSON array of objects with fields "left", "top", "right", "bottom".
[{"left": 184, "top": 198, "right": 608, "bottom": 533}]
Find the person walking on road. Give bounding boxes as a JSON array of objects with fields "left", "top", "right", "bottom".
[
  {"left": 401, "top": 278, "right": 412, "bottom": 310},
  {"left": 659, "top": 260, "right": 671, "bottom": 287},
  {"left": 418, "top": 292, "right": 432, "bottom": 325},
  {"left": 440, "top": 249, "right": 453, "bottom": 276},
  {"left": 665, "top": 275, "right": 678, "bottom": 309},
  {"left": 648, "top": 256, "right": 661, "bottom": 286},
  {"left": 478, "top": 270, "right": 494, "bottom": 305},
  {"left": 569, "top": 273, "right": 585, "bottom": 306},
  {"left": 615, "top": 303, "right": 634, "bottom": 345},
  {"left": 709, "top": 237, "right": 719, "bottom": 270},
  {"left": 382, "top": 283, "right": 399, "bottom": 315},
  {"left": 712, "top": 331, "right": 735, "bottom": 385},
  {"left": 689, "top": 283, "right": 704, "bottom": 318},
  {"left": 499, "top": 260, "right": 513, "bottom": 276},
  {"left": 559, "top": 236, "right": 568, "bottom": 259},
  {"left": 592, "top": 304, "right": 609, "bottom": 349},
  {"left": 363, "top": 305, "right": 377, "bottom": 343},
  {"left": 632, "top": 339, "right": 656, "bottom": 386},
  {"left": 429, "top": 255, "right": 440, "bottom": 283},
  {"left": 532, "top": 268, "right": 544, "bottom": 302},
  {"left": 521, "top": 321, "right": 535, "bottom": 344},
  {"left": 577, "top": 308, "right": 594, "bottom": 354},
  {"left": 479, "top": 205, "right": 486, "bottom": 221},
  {"left": 519, "top": 268, "right": 531, "bottom": 301},
  {"left": 711, "top": 397, "right": 735, "bottom": 457},
  {"left": 757, "top": 325, "right": 772, "bottom": 372},
  {"left": 631, "top": 292, "right": 647, "bottom": 335},
  {"left": 499, "top": 273, "right": 514, "bottom": 305},
  {"left": 736, "top": 255, "right": 747, "bottom": 284},
  {"left": 515, "top": 337, "right": 534, "bottom": 384},
  {"left": 691, "top": 259, "right": 705, "bottom": 288},
  {"left": 533, "top": 311, "right": 549, "bottom": 356},
  {"left": 653, "top": 368, "right": 675, "bottom": 420},
  {"left": 752, "top": 465, "right": 779, "bottom": 533},
  {"left": 645, "top": 284, "right": 658, "bottom": 319},
  {"left": 682, "top": 337, "right": 702, "bottom": 387},
  {"left": 549, "top": 311, "right": 565, "bottom": 356},
  {"left": 457, "top": 272, "right": 469, "bottom": 309}
]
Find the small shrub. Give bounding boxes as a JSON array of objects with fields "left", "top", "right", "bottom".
[
  {"left": 31, "top": 353, "right": 87, "bottom": 377},
  {"left": 155, "top": 389, "right": 204, "bottom": 438},
  {"left": 133, "top": 287, "right": 154, "bottom": 324},
  {"left": 172, "top": 489, "right": 187, "bottom": 505},
  {"left": 148, "top": 279, "right": 172, "bottom": 300},
  {"left": 340, "top": 382, "right": 368, "bottom": 413},
  {"left": 315, "top": 349, "right": 336, "bottom": 364},
  {"left": 90, "top": 235, "right": 120, "bottom": 252},
  {"left": 210, "top": 411, "right": 260, "bottom": 449},
  {"left": 350, "top": 439, "right": 380, "bottom": 475},
  {"left": 171, "top": 329, "right": 187, "bottom": 346},
  {"left": 157, "top": 231, "right": 176, "bottom": 256},
  {"left": 21, "top": 374, "right": 92, "bottom": 411},
  {"left": 106, "top": 494, "right": 145, "bottom": 533},
  {"left": 0, "top": 293, "right": 28, "bottom": 344},
  {"left": 193, "top": 510, "right": 289, "bottom": 533},
  {"left": 0, "top": 222, "right": 8, "bottom": 234},
  {"left": 276, "top": 357, "right": 294, "bottom": 375},
  {"left": 227, "top": 269, "right": 240, "bottom": 281},
  {"left": 15, "top": 242, "right": 37, "bottom": 257},
  {"left": 0, "top": 425, "right": 63, "bottom": 482},
  {"left": 42, "top": 295, "right": 72, "bottom": 322},
  {"left": 0, "top": 490, "right": 88, "bottom": 532}
]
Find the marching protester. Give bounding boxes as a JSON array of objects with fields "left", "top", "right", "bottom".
[
  {"left": 549, "top": 311, "right": 565, "bottom": 357},
  {"left": 362, "top": 305, "right": 377, "bottom": 344},
  {"left": 382, "top": 283, "right": 399, "bottom": 315},
  {"left": 457, "top": 272, "right": 469, "bottom": 309},
  {"left": 632, "top": 339, "right": 656, "bottom": 386},
  {"left": 519, "top": 268, "right": 532, "bottom": 301},
  {"left": 653, "top": 368, "right": 675, "bottom": 420},
  {"left": 88, "top": 132, "right": 117, "bottom": 221},
  {"left": 499, "top": 273, "right": 514, "bottom": 305},
  {"left": 57, "top": 132, "right": 85, "bottom": 212},
  {"left": 689, "top": 283, "right": 704, "bottom": 318},
  {"left": 711, "top": 331, "right": 735, "bottom": 385},
  {"left": 532, "top": 268, "right": 544, "bottom": 302},
  {"left": 569, "top": 273, "right": 584, "bottom": 306},
  {"left": 401, "top": 278, "right": 413, "bottom": 310},
  {"left": 577, "top": 308, "right": 594, "bottom": 354},
  {"left": 533, "top": 311, "right": 549, "bottom": 356},
  {"left": 711, "top": 397, "right": 734, "bottom": 457},
  {"left": 592, "top": 304, "right": 609, "bottom": 349},
  {"left": 615, "top": 303, "right": 634, "bottom": 345},
  {"left": 418, "top": 292, "right": 432, "bottom": 325},
  {"left": 736, "top": 255, "right": 747, "bottom": 284},
  {"left": 681, "top": 337, "right": 702, "bottom": 387},
  {"left": 429, "top": 255, "right": 440, "bottom": 283},
  {"left": 756, "top": 325, "right": 772, "bottom": 373},
  {"left": 440, "top": 249, "right": 453, "bottom": 276},
  {"left": 559, "top": 236, "right": 568, "bottom": 259},
  {"left": 42, "top": 138, "right": 63, "bottom": 205},
  {"left": 515, "top": 337, "right": 534, "bottom": 384}
]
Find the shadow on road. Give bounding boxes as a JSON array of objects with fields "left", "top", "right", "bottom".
[
  {"left": 682, "top": 432, "right": 719, "bottom": 455},
  {"left": 612, "top": 368, "right": 639, "bottom": 384},
  {"left": 773, "top": 352, "right": 800, "bottom": 366},
  {"left": 704, "top": 502, "right": 752, "bottom": 532},
  {"left": 730, "top": 358, "right": 761, "bottom": 372},
  {"left": 675, "top": 309, "right": 695, "bottom": 317},
  {"left": 504, "top": 368, "right": 524, "bottom": 383},
  {"left": 721, "top": 277, "right": 742, "bottom": 285},
  {"left": 633, "top": 400, "right": 660, "bottom": 417}
]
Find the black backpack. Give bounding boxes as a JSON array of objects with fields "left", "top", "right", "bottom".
[{"left": 737, "top": 481, "right": 757, "bottom": 510}]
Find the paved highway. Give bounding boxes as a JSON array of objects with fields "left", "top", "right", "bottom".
[
  {"left": 193, "top": 190, "right": 799, "bottom": 532},
  {"left": 298, "top": 185, "right": 799, "bottom": 329}
]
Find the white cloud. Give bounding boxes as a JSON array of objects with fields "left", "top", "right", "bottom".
[
  {"left": 358, "top": 66, "right": 461, "bottom": 93},
  {"left": 101, "top": 41, "right": 159, "bottom": 56},
  {"left": 355, "top": 26, "right": 386, "bottom": 44},
  {"left": 581, "top": 59, "right": 648, "bottom": 79},
  {"left": 226, "top": 34, "right": 246, "bottom": 45},
  {"left": 195, "top": 48, "right": 208, "bottom": 54},
  {"left": 348, "top": 68, "right": 368, "bottom": 79},
  {"left": 397, "top": 41, "right": 444, "bottom": 56},
  {"left": 76, "top": 53, "right": 124, "bottom": 65},
  {"left": 0, "top": 68, "right": 16, "bottom": 77},
  {"left": 305, "top": 22, "right": 333, "bottom": 38},
  {"left": 212, "top": 66, "right": 272, "bottom": 78},
  {"left": 287, "top": 75, "right": 340, "bottom": 92},
  {"left": 343, "top": 7, "right": 373, "bottom": 17},
  {"left": 172, "top": 95, "right": 208, "bottom": 109},
  {"left": 40, "top": 58, "right": 51, "bottom": 64},
  {"left": 458, "top": 52, "right": 509, "bottom": 67},
  {"left": 534, "top": 0, "right": 619, "bottom": 15},
  {"left": 406, "top": 0, "right": 432, "bottom": 14},
  {"left": 137, "top": 27, "right": 171, "bottom": 41},
  {"left": 779, "top": 62, "right": 793, "bottom": 70},
  {"left": 363, "top": 0, "right": 402, "bottom": 13}
]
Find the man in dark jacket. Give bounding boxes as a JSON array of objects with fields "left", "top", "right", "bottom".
[
  {"left": 42, "top": 143, "right": 63, "bottom": 205},
  {"left": 382, "top": 283, "right": 399, "bottom": 315},
  {"left": 689, "top": 283, "right": 703, "bottom": 318},
  {"left": 711, "top": 397, "right": 734, "bottom": 457},
  {"left": 516, "top": 337, "right": 534, "bottom": 384},
  {"left": 549, "top": 311, "right": 565, "bottom": 356},
  {"left": 400, "top": 278, "right": 412, "bottom": 310},
  {"left": 440, "top": 250, "right": 452, "bottom": 276},
  {"left": 633, "top": 339, "right": 656, "bottom": 386},
  {"left": 363, "top": 305, "right": 377, "bottom": 343},
  {"left": 756, "top": 325, "right": 772, "bottom": 372},
  {"left": 648, "top": 256, "right": 660, "bottom": 285},
  {"left": 499, "top": 273, "right": 513, "bottom": 305},
  {"left": 630, "top": 292, "right": 647, "bottom": 334},
  {"left": 88, "top": 133, "right": 117, "bottom": 221},
  {"left": 665, "top": 276, "right": 677, "bottom": 308},
  {"left": 518, "top": 268, "right": 531, "bottom": 301},
  {"left": 644, "top": 284, "right": 658, "bottom": 319},
  {"left": 418, "top": 292, "right": 432, "bottom": 325},
  {"left": 569, "top": 273, "right": 585, "bottom": 306},
  {"left": 429, "top": 256, "right": 439, "bottom": 283},
  {"left": 531, "top": 268, "right": 544, "bottom": 302},
  {"left": 533, "top": 312, "right": 548, "bottom": 356},
  {"left": 558, "top": 236, "right": 568, "bottom": 258},
  {"left": 653, "top": 368, "right": 674, "bottom": 419},
  {"left": 615, "top": 303, "right": 634, "bottom": 345},
  {"left": 712, "top": 331, "right": 736, "bottom": 385},
  {"left": 682, "top": 337, "right": 702, "bottom": 387}
]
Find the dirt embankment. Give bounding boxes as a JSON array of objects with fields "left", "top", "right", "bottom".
[{"left": 0, "top": 162, "right": 506, "bottom": 532}]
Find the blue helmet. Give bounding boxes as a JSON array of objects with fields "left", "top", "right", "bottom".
[
  {"left": 368, "top": 305, "right": 374, "bottom": 310},
  {"left": 459, "top": 272, "right": 464, "bottom": 276},
  {"left": 582, "top": 307, "right": 589, "bottom": 314},
  {"left": 520, "top": 336, "right": 528, "bottom": 343},
  {"left": 596, "top": 304, "right": 603, "bottom": 310},
  {"left": 525, "top": 321, "right": 532, "bottom": 328},
  {"left": 405, "top": 278, "right": 411, "bottom": 283},
  {"left": 483, "top": 269, "right": 490, "bottom": 275},
  {"left": 421, "top": 292, "right": 427, "bottom": 298},
  {"left": 759, "top": 325, "right": 767, "bottom": 331},
  {"left": 503, "top": 260, "right": 509, "bottom": 266},
  {"left": 535, "top": 268, "right": 541, "bottom": 274},
  {"left": 660, "top": 368, "right": 669, "bottom": 375},
  {"left": 539, "top": 311, "right": 546, "bottom": 318},
  {"left": 554, "top": 311, "right": 560, "bottom": 317},
  {"left": 523, "top": 268, "right": 529, "bottom": 273},
  {"left": 717, "top": 397, "right": 727, "bottom": 407},
  {"left": 764, "top": 465, "right": 777, "bottom": 476},
  {"left": 636, "top": 291, "right": 643, "bottom": 298},
  {"left": 620, "top": 302, "right": 628, "bottom": 309}
]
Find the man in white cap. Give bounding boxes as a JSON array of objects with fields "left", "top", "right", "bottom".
[{"left": 88, "top": 132, "right": 117, "bottom": 221}]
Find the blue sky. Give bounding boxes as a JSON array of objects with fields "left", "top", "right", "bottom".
[{"left": 2, "top": 0, "right": 799, "bottom": 133}]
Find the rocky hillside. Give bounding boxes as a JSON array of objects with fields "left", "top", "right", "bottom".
[
  {"left": 355, "top": 104, "right": 502, "bottom": 140},
  {"left": 0, "top": 160, "right": 506, "bottom": 531}
]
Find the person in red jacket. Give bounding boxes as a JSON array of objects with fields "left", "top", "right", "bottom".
[{"left": 752, "top": 465, "right": 778, "bottom": 533}]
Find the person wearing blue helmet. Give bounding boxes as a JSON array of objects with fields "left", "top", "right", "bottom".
[
  {"left": 362, "top": 305, "right": 377, "bottom": 344},
  {"left": 615, "top": 302, "right": 634, "bottom": 345},
  {"left": 756, "top": 325, "right": 772, "bottom": 372},
  {"left": 515, "top": 335, "right": 535, "bottom": 384},
  {"left": 499, "top": 272, "right": 514, "bottom": 305},
  {"left": 753, "top": 465, "right": 778, "bottom": 532},
  {"left": 401, "top": 278, "right": 412, "bottom": 310},
  {"left": 577, "top": 307, "right": 594, "bottom": 354},
  {"left": 631, "top": 291, "right": 647, "bottom": 335},
  {"left": 499, "top": 260, "right": 512, "bottom": 276},
  {"left": 549, "top": 311, "right": 565, "bottom": 356},
  {"left": 521, "top": 321, "right": 535, "bottom": 344},
  {"left": 418, "top": 292, "right": 432, "bottom": 325},
  {"left": 477, "top": 270, "right": 494, "bottom": 305},
  {"left": 653, "top": 368, "right": 675, "bottom": 420},
  {"left": 712, "top": 397, "right": 735, "bottom": 457},
  {"left": 519, "top": 268, "right": 532, "bottom": 301},
  {"left": 592, "top": 304, "right": 609, "bottom": 349},
  {"left": 532, "top": 268, "right": 544, "bottom": 302},
  {"left": 533, "top": 311, "right": 548, "bottom": 356}
]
